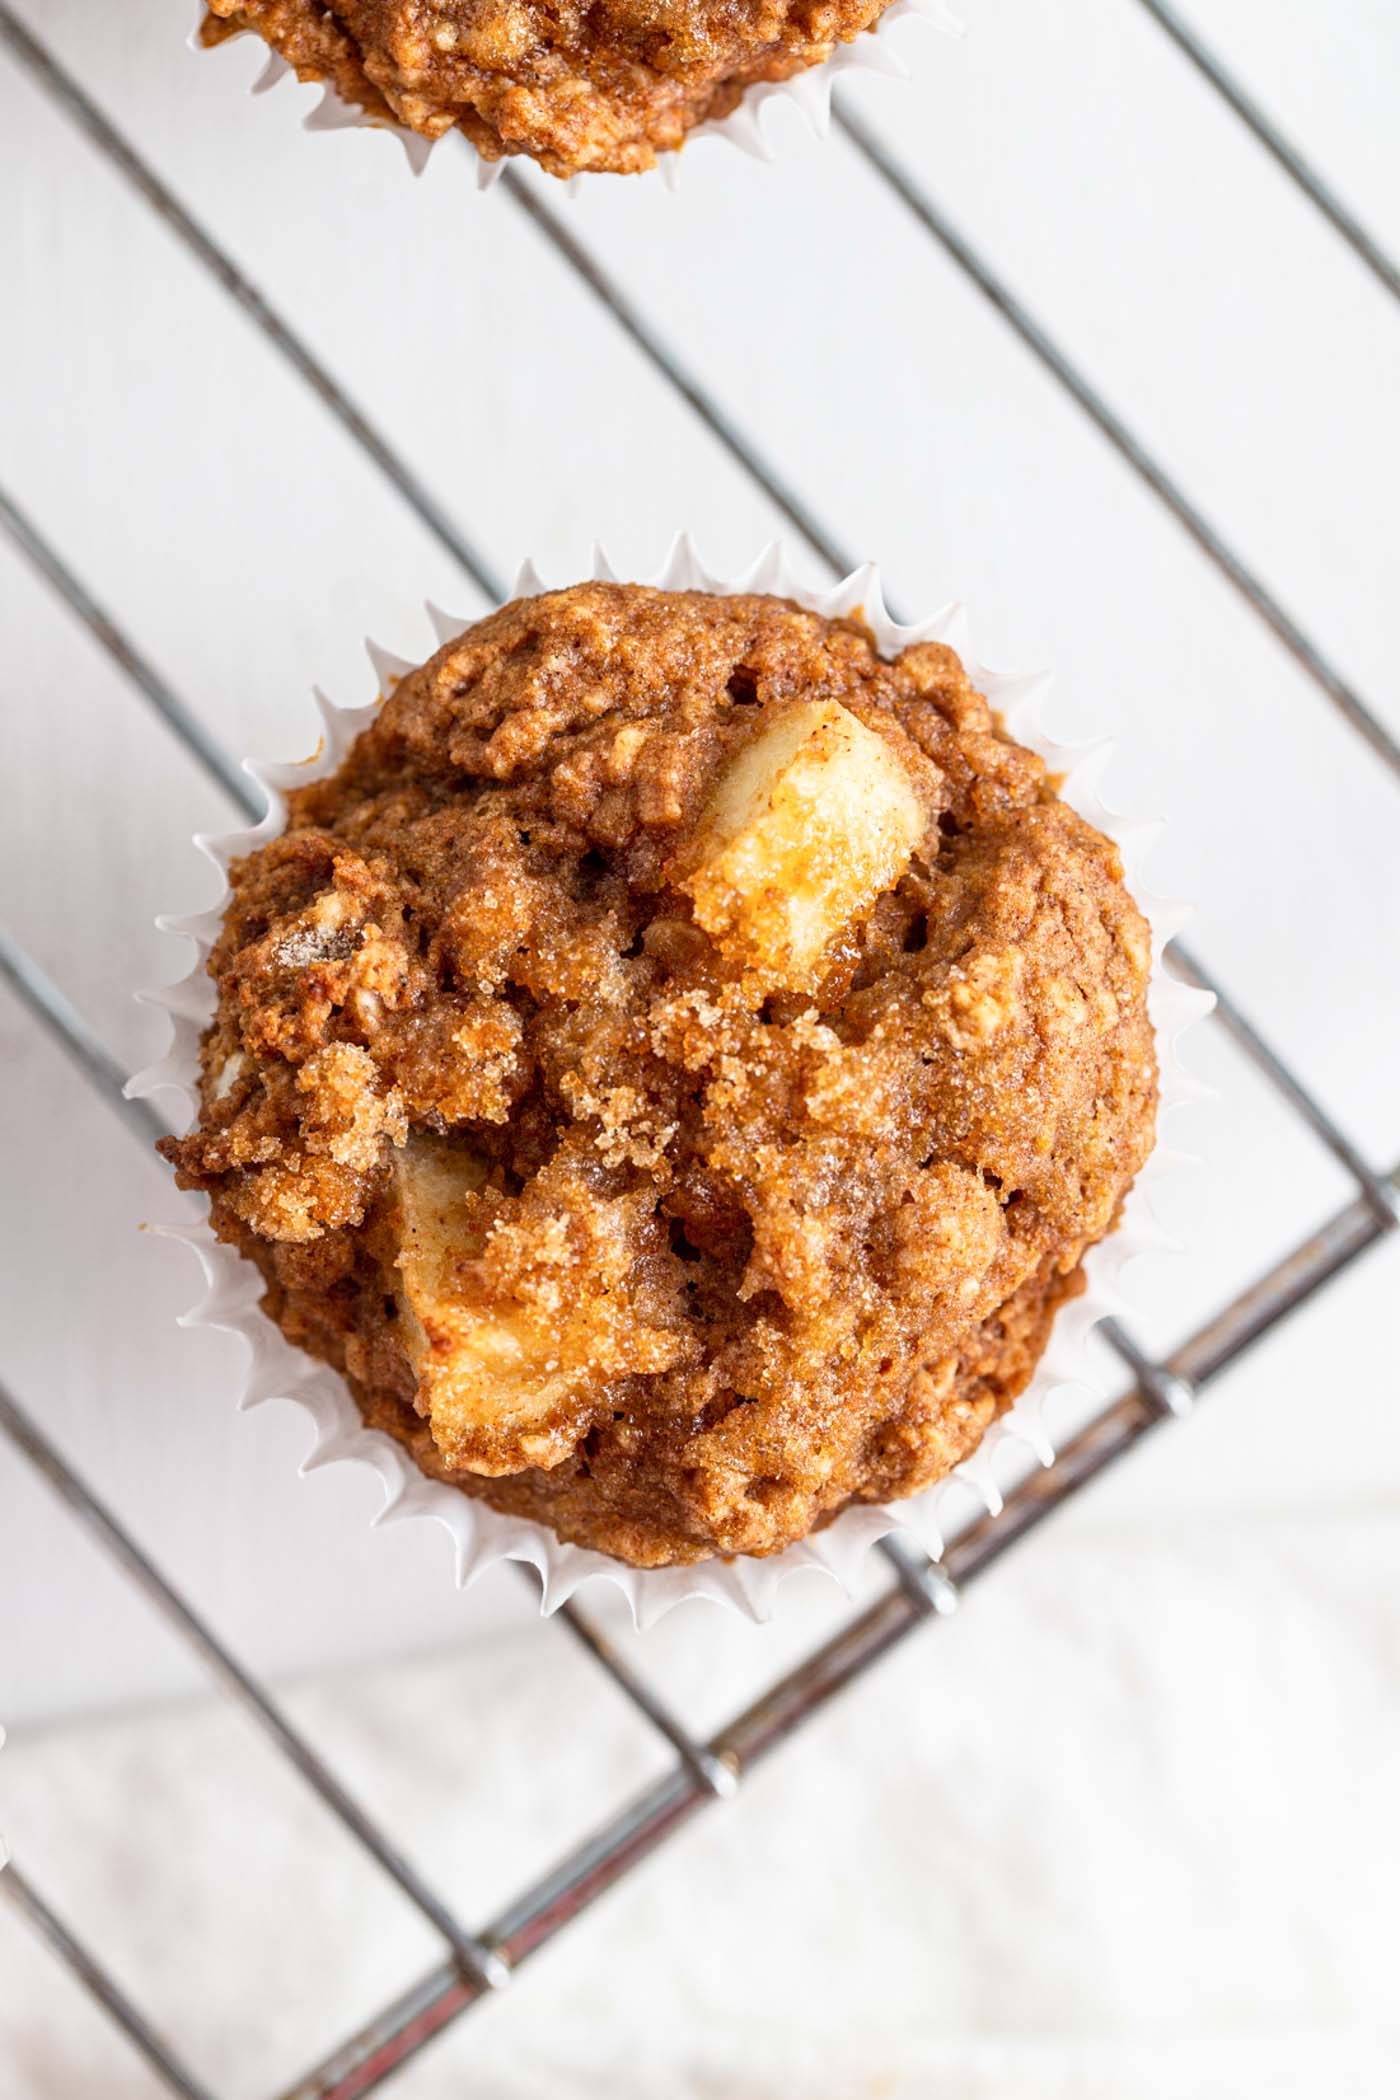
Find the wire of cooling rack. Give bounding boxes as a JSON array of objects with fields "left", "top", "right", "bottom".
[
  {"left": 1129, "top": 0, "right": 1400, "bottom": 304},
  {"left": 1, "top": 8, "right": 1397, "bottom": 2096}
]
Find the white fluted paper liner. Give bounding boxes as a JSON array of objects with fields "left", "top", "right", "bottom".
[
  {"left": 130, "top": 538, "right": 1211, "bottom": 1625},
  {"left": 190, "top": 0, "right": 955, "bottom": 187}
]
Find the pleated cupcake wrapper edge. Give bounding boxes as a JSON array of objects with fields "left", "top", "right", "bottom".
[
  {"left": 189, "top": 0, "right": 955, "bottom": 187},
  {"left": 129, "top": 537, "right": 1212, "bottom": 1626}
]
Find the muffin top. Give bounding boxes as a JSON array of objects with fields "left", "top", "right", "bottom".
[
  {"left": 161, "top": 584, "right": 1157, "bottom": 1563},
  {"left": 201, "top": 0, "right": 891, "bottom": 177}
]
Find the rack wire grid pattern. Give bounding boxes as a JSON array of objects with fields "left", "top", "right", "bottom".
[{"left": 1, "top": 5, "right": 1397, "bottom": 2096}]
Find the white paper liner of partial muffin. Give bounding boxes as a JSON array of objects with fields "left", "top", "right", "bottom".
[
  {"left": 188, "top": 0, "right": 959, "bottom": 188},
  {"left": 129, "top": 538, "right": 1212, "bottom": 1625}
]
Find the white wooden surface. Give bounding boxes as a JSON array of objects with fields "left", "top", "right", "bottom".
[{"left": 1, "top": 0, "right": 1397, "bottom": 1728}]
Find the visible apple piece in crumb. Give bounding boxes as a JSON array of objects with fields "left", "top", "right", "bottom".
[
  {"left": 392, "top": 1136, "right": 580, "bottom": 1474},
  {"left": 392, "top": 1135, "right": 686, "bottom": 1475},
  {"left": 676, "top": 698, "right": 925, "bottom": 990}
]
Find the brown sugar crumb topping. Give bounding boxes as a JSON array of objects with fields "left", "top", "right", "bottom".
[
  {"left": 200, "top": 0, "right": 895, "bottom": 178},
  {"left": 161, "top": 584, "right": 1158, "bottom": 1567}
]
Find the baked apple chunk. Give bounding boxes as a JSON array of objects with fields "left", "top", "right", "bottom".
[
  {"left": 391, "top": 1136, "right": 587, "bottom": 1474},
  {"left": 678, "top": 698, "right": 924, "bottom": 990},
  {"left": 391, "top": 1134, "right": 684, "bottom": 1475}
]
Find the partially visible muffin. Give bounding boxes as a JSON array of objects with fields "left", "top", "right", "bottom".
[
  {"left": 159, "top": 583, "right": 1158, "bottom": 1567},
  {"left": 200, "top": 0, "right": 894, "bottom": 178}
]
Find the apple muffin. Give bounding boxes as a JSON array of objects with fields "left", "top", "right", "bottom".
[
  {"left": 198, "top": 0, "right": 895, "bottom": 178},
  {"left": 159, "top": 583, "right": 1158, "bottom": 1567}
]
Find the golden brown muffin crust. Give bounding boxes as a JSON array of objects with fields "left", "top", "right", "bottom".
[
  {"left": 201, "top": 0, "right": 893, "bottom": 177},
  {"left": 161, "top": 584, "right": 1158, "bottom": 1567}
]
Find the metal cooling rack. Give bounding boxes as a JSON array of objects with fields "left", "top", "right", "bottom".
[{"left": 1, "top": 4, "right": 1397, "bottom": 2094}]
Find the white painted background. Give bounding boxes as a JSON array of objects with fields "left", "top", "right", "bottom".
[{"left": 0, "top": 1, "right": 1397, "bottom": 2092}]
